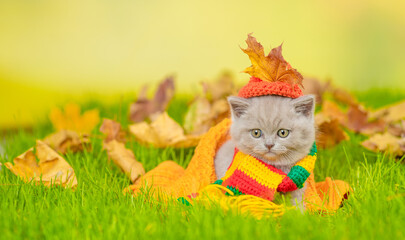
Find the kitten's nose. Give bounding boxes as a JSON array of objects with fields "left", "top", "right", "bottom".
[{"left": 265, "top": 144, "right": 274, "bottom": 150}]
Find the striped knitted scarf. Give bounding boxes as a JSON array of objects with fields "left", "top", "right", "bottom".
[{"left": 214, "top": 143, "right": 317, "bottom": 201}]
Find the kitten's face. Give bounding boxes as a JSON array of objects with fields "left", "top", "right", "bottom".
[{"left": 228, "top": 95, "right": 315, "bottom": 166}]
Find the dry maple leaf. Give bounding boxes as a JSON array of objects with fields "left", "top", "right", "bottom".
[
  {"left": 184, "top": 74, "right": 234, "bottom": 135},
  {"left": 43, "top": 130, "right": 90, "bottom": 154},
  {"left": 129, "top": 76, "right": 175, "bottom": 122},
  {"left": 201, "top": 72, "right": 237, "bottom": 101},
  {"left": 320, "top": 100, "right": 348, "bottom": 125},
  {"left": 183, "top": 98, "right": 230, "bottom": 135},
  {"left": 331, "top": 87, "right": 357, "bottom": 106},
  {"left": 361, "top": 132, "right": 405, "bottom": 156},
  {"left": 4, "top": 140, "right": 77, "bottom": 188},
  {"left": 183, "top": 97, "right": 212, "bottom": 135},
  {"left": 370, "top": 100, "right": 405, "bottom": 123},
  {"left": 129, "top": 112, "right": 201, "bottom": 148},
  {"left": 210, "top": 99, "right": 230, "bottom": 125},
  {"left": 241, "top": 34, "right": 303, "bottom": 86},
  {"left": 315, "top": 113, "right": 350, "bottom": 149},
  {"left": 302, "top": 78, "right": 331, "bottom": 104},
  {"left": 387, "top": 120, "right": 405, "bottom": 137},
  {"left": 49, "top": 103, "right": 100, "bottom": 134},
  {"left": 99, "top": 118, "right": 126, "bottom": 143},
  {"left": 345, "top": 104, "right": 385, "bottom": 135},
  {"left": 103, "top": 140, "right": 145, "bottom": 183}
]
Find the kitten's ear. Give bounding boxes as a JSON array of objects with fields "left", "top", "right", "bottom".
[
  {"left": 228, "top": 96, "right": 250, "bottom": 118},
  {"left": 292, "top": 95, "right": 315, "bottom": 117}
]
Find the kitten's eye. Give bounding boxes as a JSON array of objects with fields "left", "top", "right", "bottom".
[
  {"left": 277, "top": 129, "right": 290, "bottom": 138},
  {"left": 250, "top": 129, "right": 262, "bottom": 138}
]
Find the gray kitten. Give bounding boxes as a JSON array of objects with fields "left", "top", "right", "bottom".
[{"left": 214, "top": 94, "right": 315, "bottom": 208}]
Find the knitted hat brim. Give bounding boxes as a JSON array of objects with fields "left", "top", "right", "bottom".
[{"left": 238, "top": 77, "right": 303, "bottom": 99}]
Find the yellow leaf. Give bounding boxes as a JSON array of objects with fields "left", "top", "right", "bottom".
[
  {"left": 241, "top": 34, "right": 303, "bottom": 86},
  {"left": 129, "top": 112, "right": 201, "bottom": 148},
  {"left": 103, "top": 140, "right": 145, "bottom": 183},
  {"left": 321, "top": 100, "right": 348, "bottom": 125},
  {"left": 49, "top": 103, "right": 100, "bottom": 133},
  {"left": 5, "top": 140, "right": 77, "bottom": 188},
  {"left": 361, "top": 132, "right": 405, "bottom": 156},
  {"left": 370, "top": 100, "right": 405, "bottom": 123},
  {"left": 43, "top": 130, "right": 90, "bottom": 154},
  {"left": 129, "top": 122, "right": 160, "bottom": 145}
]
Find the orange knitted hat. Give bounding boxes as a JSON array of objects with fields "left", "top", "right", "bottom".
[{"left": 238, "top": 34, "right": 304, "bottom": 99}]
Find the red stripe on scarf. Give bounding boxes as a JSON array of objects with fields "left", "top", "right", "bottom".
[{"left": 222, "top": 169, "right": 276, "bottom": 201}]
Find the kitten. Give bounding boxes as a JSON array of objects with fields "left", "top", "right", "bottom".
[{"left": 214, "top": 94, "right": 316, "bottom": 208}]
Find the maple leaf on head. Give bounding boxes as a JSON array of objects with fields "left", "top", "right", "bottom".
[{"left": 241, "top": 34, "right": 303, "bottom": 87}]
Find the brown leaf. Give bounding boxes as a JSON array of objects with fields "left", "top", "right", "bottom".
[
  {"left": 49, "top": 103, "right": 100, "bottom": 134},
  {"left": 4, "top": 140, "right": 77, "bottom": 188},
  {"left": 99, "top": 118, "right": 126, "bottom": 143},
  {"left": 43, "top": 130, "right": 90, "bottom": 154},
  {"left": 370, "top": 100, "right": 405, "bottom": 123},
  {"left": 302, "top": 78, "right": 330, "bottom": 104},
  {"left": 103, "top": 140, "right": 145, "bottom": 183},
  {"left": 321, "top": 100, "right": 348, "bottom": 125},
  {"left": 184, "top": 74, "right": 234, "bottom": 135},
  {"left": 183, "top": 98, "right": 230, "bottom": 136},
  {"left": 183, "top": 97, "right": 212, "bottom": 135},
  {"left": 241, "top": 34, "right": 303, "bottom": 86},
  {"left": 345, "top": 104, "right": 385, "bottom": 135},
  {"left": 315, "top": 113, "right": 350, "bottom": 148},
  {"left": 387, "top": 120, "right": 405, "bottom": 137},
  {"left": 201, "top": 73, "right": 237, "bottom": 101},
  {"left": 129, "top": 77, "right": 175, "bottom": 122},
  {"left": 331, "top": 88, "right": 357, "bottom": 106},
  {"left": 129, "top": 112, "right": 201, "bottom": 148},
  {"left": 210, "top": 99, "right": 230, "bottom": 125},
  {"left": 361, "top": 132, "right": 405, "bottom": 156}
]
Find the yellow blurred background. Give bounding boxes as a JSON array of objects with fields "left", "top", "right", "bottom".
[{"left": 1, "top": 0, "right": 405, "bottom": 129}]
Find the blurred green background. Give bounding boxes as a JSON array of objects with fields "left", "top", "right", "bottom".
[{"left": 1, "top": 0, "right": 405, "bottom": 129}]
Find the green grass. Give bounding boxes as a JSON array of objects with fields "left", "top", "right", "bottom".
[{"left": 1, "top": 90, "right": 405, "bottom": 240}]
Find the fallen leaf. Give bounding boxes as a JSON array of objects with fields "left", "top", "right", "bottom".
[
  {"left": 241, "top": 34, "right": 303, "bottom": 86},
  {"left": 302, "top": 78, "right": 330, "bottom": 104},
  {"left": 331, "top": 87, "right": 357, "bottom": 106},
  {"left": 320, "top": 100, "right": 348, "bottom": 125},
  {"left": 43, "top": 130, "right": 90, "bottom": 154},
  {"left": 49, "top": 103, "right": 100, "bottom": 134},
  {"left": 345, "top": 104, "right": 385, "bottom": 135},
  {"left": 210, "top": 99, "right": 230, "bottom": 125},
  {"left": 315, "top": 113, "right": 350, "bottom": 149},
  {"left": 183, "top": 97, "right": 212, "bottom": 135},
  {"left": 361, "top": 132, "right": 405, "bottom": 156},
  {"left": 99, "top": 118, "right": 126, "bottom": 143},
  {"left": 184, "top": 98, "right": 230, "bottom": 135},
  {"left": 387, "top": 120, "right": 405, "bottom": 137},
  {"left": 201, "top": 73, "right": 237, "bottom": 101},
  {"left": 4, "top": 140, "right": 77, "bottom": 188},
  {"left": 103, "top": 140, "right": 145, "bottom": 183},
  {"left": 129, "top": 77, "right": 175, "bottom": 122},
  {"left": 370, "top": 100, "right": 405, "bottom": 123},
  {"left": 129, "top": 112, "right": 201, "bottom": 148},
  {"left": 184, "top": 74, "right": 234, "bottom": 135}
]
